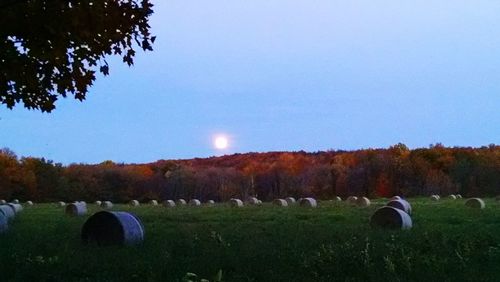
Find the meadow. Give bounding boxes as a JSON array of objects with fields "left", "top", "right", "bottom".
[{"left": 1, "top": 198, "right": 500, "bottom": 282}]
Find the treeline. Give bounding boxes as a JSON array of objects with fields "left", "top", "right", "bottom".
[{"left": 0, "top": 144, "right": 499, "bottom": 202}]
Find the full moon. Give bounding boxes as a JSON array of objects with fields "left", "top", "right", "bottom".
[{"left": 214, "top": 136, "right": 229, "bottom": 150}]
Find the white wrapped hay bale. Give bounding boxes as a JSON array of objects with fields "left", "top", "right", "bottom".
[
  {"left": 100, "top": 201, "right": 113, "bottom": 209},
  {"left": 465, "top": 198, "right": 485, "bottom": 209},
  {"left": 0, "top": 205, "right": 15, "bottom": 221},
  {"left": 347, "top": 196, "right": 358, "bottom": 205},
  {"left": 448, "top": 195, "right": 457, "bottom": 200},
  {"left": 65, "top": 202, "right": 87, "bottom": 216},
  {"left": 273, "top": 199, "right": 288, "bottom": 207},
  {"left": 0, "top": 200, "right": 6, "bottom": 204},
  {"left": 58, "top": 201, "right": 66, "bottom": 207},
  {"left": 356, "top": 197, "right": 371, "bottom": 207},
  {"left": 285, "top": 197, "right": 296, "bottom": 204},
  {"left": 387, "top": 199, "right": 412, "bottom": 215},
  {"left": 7, "top": 203, "right": 23, "bottom": 214},
  {"left": 299, "top": 197, "right": 317, "bottom": 208},
  {"left": 229, "top": 198, "right": 244, "bottom": 207},
  {"left": 25, "top": 201, "right": 33, "bottom": 206},
  {"left": 163, "top": 200, "right": 176, "bottom": 208},
  {"left": 129, "top": 200, "right": 140, "bottom": 207},
  {"left": 335, "top": 196, "right": 342, "bottom": 202},
  {"left": 176, "top": 199, "right": 187, "bottom": 206},
  {"left": 246, "top": 197, "right": 259, "bottom": 205},
  {"left": 12, "top": 199, "right": 19, "bottom": 204},
  {"left": 189, "top": 199, "right": 201, "bottom": 206},
  {"left": 370, "top": 206, "right": 412, "bottom": 230},
  {"left": 430, "top": 195, "right": 440, "bottom": 201},
  {"left": 206, "top": 200, "right": 215, "bottom": 205},
  {"left": 390, "top": 196, "right": 402, "bottom": 201},
  {"left": 81, "top": 211, "right": 144, "bottom": 246},
  {"left": 95, "top": 201, "right": 102, "bottom": 206},
  {"left": 149, "top": 200, "right": 158, "bottom": 206},
  {"left": 456, "top": 194, "right": 462, "bottom": 199}
]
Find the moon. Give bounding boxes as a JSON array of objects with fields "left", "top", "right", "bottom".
[{"left": 214, "top": 136, "right": 229, "bottom": 150}]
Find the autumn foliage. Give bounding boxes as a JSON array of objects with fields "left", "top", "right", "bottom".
[{"left": 0, "top": 144, "right": 498, "bottom": 202}]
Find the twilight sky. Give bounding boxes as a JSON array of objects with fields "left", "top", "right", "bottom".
[{"left": 1, "top": 1, "right": 499, "bottom": 164}]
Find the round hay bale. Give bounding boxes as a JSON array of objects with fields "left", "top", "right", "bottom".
[
  {"left": 356, "top": 197, "right": 371, "bottom": 207},
  {"left": 390, "top": 196, "right": 402, "bottom": 201},
  {"left": 273, "top": 199, "right": 288, "bottom": 207},
  {"left": 465, "top": 198, "right": 485, "bottom": 209},
  {"left": 206, "top": 200, "right": 215, "bottom": 205},
  {"left": 7, "top": 203, "right": 23, "bottom": 214},
  {"left": 12, "top": 199, "right": 19, "bottom": 204},
  {"left": 100, "top": 201, "right": 113, "bottom": 209},
  {"left": 0, "top": 200, "right": 6, "bottom": 204},
  {"left": 58, "top": 201, "right": 66, "bottom": 207},
  {"left": 149, "top": 200, "right": 158, "bottom": 206},
  {"left": 335, "top": 196, "right": 342, "bottom": 202},
  {"left": 81, "top": 211, "right": 144, "bottom": 246},
  {"left": 0, "top": 205, "right": 15, "bottom": 221},
  {"left": 246, "top": 197, "right": 259, "bottom": 205},
  {"left": 229, "top": 198, "right": 244, "bottom": 208},
  {"left": 95, "top": 201, "right": 102, "bottom": 206},
  {"left": 370, "top": 206, "right": 412, "bottom": 230},
  {"left": 347, "top": 196, "right": 358, "bottom": 205},
  {"left": 448, "top": 195, "right": 457, "bottom": 200},
  {"left": 0, "top": 213, "right": 7, "bottom": 233},
  {"left": 456, "top": 194, "right": 462, "bottom": 199},
  {"left": 299, "top": 197, "right": 317, "bottom": 208},
  {"left": 25, "top": 201, "right": 33, "bottom": 206},
  {"left": 176, "top": 199, "right": 187, "bottom": 206},
  {"left": 285, "top": 197, "right": 296, "bottom": 204},
  {"left": 386, "top": 199, "right": 412, "bottom": 215},
  {"left": 430, "top": 195, "right": 440, "bottom": 201},
  {"left": 189, "top": 199, "right": 201, "bottom": 206},
  {"left": 65, "top": 202, "right": 87, "bottom": 216},
  {"left": 129, "top": 200, "right": 140, "bottom": 207},
  {"left": 162, "top": 200, "right": 176, "bottom": 208}
]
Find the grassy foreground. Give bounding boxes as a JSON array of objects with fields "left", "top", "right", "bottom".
[{"left": 1, "top": 198, "right": 500, "bottom": 282}]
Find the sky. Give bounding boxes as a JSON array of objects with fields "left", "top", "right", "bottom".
[{"left": 1, "top": 0, "right": 499, "bottom": 164}]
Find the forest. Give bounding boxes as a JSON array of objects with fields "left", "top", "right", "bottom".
[{"left": 0, "top": 143, "right": 498, "bottom": 202}]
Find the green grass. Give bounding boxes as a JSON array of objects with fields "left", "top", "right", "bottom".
[{"left": 2, "top": 198, "right": 500, "bottom": 281}]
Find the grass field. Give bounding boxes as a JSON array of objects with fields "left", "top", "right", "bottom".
[{"left": 1, "top": 198, "right": 500, "bottom": 282}]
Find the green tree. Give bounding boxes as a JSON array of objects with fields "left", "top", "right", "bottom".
[{"left": 0, "top": 0, "right": 154, "bottom": 112}]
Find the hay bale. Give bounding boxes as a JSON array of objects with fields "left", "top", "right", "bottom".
[
  {"left": 100, "top": 201, "right": 113, "bottom": 209},
  {"left": 7, "top": 203, "right": 23, "bottom": 214},
  {"left": 465, "top": 198, "right": 485, "bottom": 209},
  {"left": 448, "top": 195, "right": 457, "bottom": 200},
  {"left": 347, "top": 196, "right": 358, "bottom": 205},
  {"left": 0, "top": 205, "right": 15, "bottom": 221},
  {"left": 335, "top": 196, "right": 342, "bottom": 202},
  {"left": 390, "top": 196, "right": 402, "bottom": 201},
  {"left": 81, "top": 211, "right": 144, "bottom": 246},
  {"left": 229, "top": 198, "right": 244, "bottom": 207},
  {"left": 65, "top": 202, "right": 87, "bottom": 216},
  {"left": 370, "top": 206, "right": 412, "bottom": 230},
  {"left": 356, "top": 197, "right": 371, "bottom": 207},
  {"left": 189, "top": 199, "right": 201, "bottom": 206},
  {"left": 25, "top": 201, "right": 33, "bottom": 206},
  {"left": 0, "top": 213, "right": 7, "bottom": 233},
  {"left": 246, "top": 197, "right": 259, "bottom": 205},
  {"left": 430, "top": 195, "right": 440, "bottom": 201},
  {"left": 456, "top": 194, "right": 462, "bottom": 199},
  {"left": 163, "top": 200, "right": 176, "bottom": 208},
  {"left": 0, "top": 200, "right": 6, "bottom": 204},
  {"left": 206, "top": 200, "right": 215, "bottom": 205},
  {"left": 285, "top": 197, "right": 296, "bottom": 204},
  {"left": 387, "top": 199, "right": 412, "bottom": 215},
  {"left": 149, "top": 200, "right": 158, "bottom": 206},
  {"left": 299, "top": 197, "right": 317, "bottom": 208},
  {"left": 12, "top": 199, "right": 19, "bottom": 204},
  {"left": 273, "top": 199, "right": 288, "bottom": 207},
  {"left": 129, "top": 200, "right": 140, "bottom": 206},
  {"left": 58, "top": 201, "right": 66, "bottom": 207},
  {"left": 95, "top": 201, "right": 102, "bottom": 206},
  {"left": 176, "top": 199, "right": 187, "bottom": 206}
]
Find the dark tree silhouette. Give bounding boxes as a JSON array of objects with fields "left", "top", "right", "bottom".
[{"left": 0, "top": 0, "right": 154, "bottom": 112}]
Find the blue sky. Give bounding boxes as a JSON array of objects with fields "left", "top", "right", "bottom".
[{"left": 1, "top": 1, "right": 499, "bottom": 164}]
